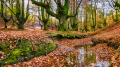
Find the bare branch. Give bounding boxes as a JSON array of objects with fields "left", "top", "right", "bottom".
[{"left": 107, "top": 0, "right": 115, "bottom": 9}]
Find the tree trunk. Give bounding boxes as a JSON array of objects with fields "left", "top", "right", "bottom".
[
  {"left": 12, "top": 22, "right": 15, "bottom": 26},
  {"left": 58, "top": 16, "right": 67, "bottom": 31},
  {"left": 18, "top": 23, "right": 24, "bottom": 29},
  {"left": 94, "top": 27, "right": 95, "bottom": 32},
  {"left": 4, "top": 21, "right": 7, "bottom": 28},
  {"left": 44, "top": 22, "right": 48, "bottom": 30},
  {"left": 116, "top": 10, "right": 118, "bottom": 21}
]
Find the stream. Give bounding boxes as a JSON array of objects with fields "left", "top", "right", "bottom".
[{"left": 50, "top": 45, "right": 110, "bottom": 67}]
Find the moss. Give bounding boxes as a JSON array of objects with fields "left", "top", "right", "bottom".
[
  {"left": 56, "top": 33, "right": 64, "bottom": 39},
  {"left": 0, "top": 38, "right": 56, "bottom": 66},
  {"left": 0, "top": 42, "right": 10, "bottom": 49},
  {"left": 48, "top": 43, "right": 56, "bottom": 51},
  {"left": 0, "top": 41, "right": 2, "bottom": 43},
  {"left": 11, "top": 49, "right": 21, "bottom": 57},
  {"left": 53, "top": 33, "right": 86, "bottom": 39},
  {"left": 75, "top": 35, "right": 86, "bottom": 39},
  {"left": 0, "top": 42, "right": 11, "bottom": 54},
  {"left": 45, "top": 32, "right": 54, "bottom": 34}
]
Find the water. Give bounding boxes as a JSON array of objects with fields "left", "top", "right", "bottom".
[{"left": 50, "top": 45, "right": 110, "bottom": 67}]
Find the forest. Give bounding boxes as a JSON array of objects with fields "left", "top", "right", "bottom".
[{"left": 0, "top": 0, "right": 120, "bottom": 67}]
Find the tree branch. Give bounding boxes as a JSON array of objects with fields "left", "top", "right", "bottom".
[
  {"left": 115, "top": 2, "right": 120, "bottom": 8},
  {"left": 31, "top": 0, "right": 48, "bottom": 8},
  {"left": 107, "top": 0, "right": 116, "bottom": 9},
  {"left": 56, "top": 0, "right": 62, "bottom": 8},
  {"left": 38, "top": 16, "right": 44, "bottom": 22},
  {"left": 64, "top": 0, "right": 69, "bottom": 7},
  {"left": 1, "top": 0, "right": 16, "bottom": 16},
  {"left": 67, "top": 0, "right": 82, "bottom": 19},
  {"left": 31, "top": 0, "right": 59, "bottom": 19}
]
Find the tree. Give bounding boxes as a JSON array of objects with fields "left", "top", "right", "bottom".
[
  {"left": 31, "top": 0, "right": 82, "bottom": 31},
  {"left": 10, "top": 0, "right": 16, "bottom": 26},
  {"left": 102, "top": 1, "right": 107, "bottom": 27},
  {"left": 90, "top": 0, "right": 97, "bottom": 32},
  {"left": 2, "top": 0, "right": 29, "bottom": 29},
  {"left": 38, "top": 0, "right": 50, "bottom": 30},
  {"left": 0, "top": 0, "right": 12, "bottom": 28},
  {"left": 71, "top": 0, "right": 78, "bottom": 31},
  {"left": 15, "top": 0, "right": 29, "bottom": 29},
  {"left": 107, "top": 0, "right": 119, "bottom": 22}
]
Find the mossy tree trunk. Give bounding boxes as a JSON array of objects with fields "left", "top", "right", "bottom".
[
  {"left": 1, "top": 0, "right": 12, "bottom": 29},
  {"left": 38, "top": 0, "right": 49, "bottom": 31},
  {"left": 5, "top": 21, "right": 7, "bottom": 28},
  {"left": 84, "top": 11, "right": 88, "bottom": 32},
  {"left": 17, "top": 23, "right": 24, "bottom": 29},
  {"left": 71, "top": 0, "right": 78, "bottom": 31},
  {"left": 58, "top": 16, "right": 67, "bottom": 31},
  {"left": 115, "top": 9, "right": 118, "bottom": 21},
  {"left": 2, "top": 0, "right": 29, "bottom": 30},
  {"left": 11, "top": 0, "right": 16, "bottom": 26},
  {"left": 31, "top": 0, "right": 82, "bottom": 31},
  {"left": 16, "top": 0, "right": 29, "bottom": 29},
  {"left": 44, "top": 21, "right": 48, "bottom": 30},
  {"left": 114, "top": 1, "right": 120, "bottom": 22},
  {"left": 108, "top": 0, "right": 120, "bottom": 22},
  {"left": 102, "top": 2, "right": 107, "bottom": 27},
  {"left": 90, "top": 0, "right": 96, "bottom": 32}
]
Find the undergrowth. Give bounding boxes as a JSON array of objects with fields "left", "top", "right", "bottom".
[
  {"left": 49, "top": 33, "right": 86, "bottom": 39},
  {"left": 0, "top": 38, "right": 56, "bottom": 66}
]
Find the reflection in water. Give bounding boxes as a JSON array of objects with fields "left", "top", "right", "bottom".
[
  {"left": 51, "top": 45, "right": 110, "bottom": 67},
  {"left": 65, "top": 51, "right": 96, "bottom": 67},
  {"left": 65, "top": 45, "right": 96, "bottom": 67}
]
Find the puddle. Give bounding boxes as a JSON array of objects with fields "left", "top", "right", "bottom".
[{"left": 50, "top": 45, "right": 110, "bottom": 67}]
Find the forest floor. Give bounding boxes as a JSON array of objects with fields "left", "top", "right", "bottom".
[{"left": 0, "top": 20, "right": 120, "bottom": 67}]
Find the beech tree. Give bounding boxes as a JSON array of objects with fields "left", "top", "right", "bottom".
[
  {"left": 15, "top": 0, "right": 29, "bottom": 29},
  {"left": 90, "top": 0, "right": 97, "bottom": 32},
  {"left": 31, "top": 0, "right": 82, "bottom": 31},
  {"left": 107, "top": 0, "right": 119, "bottom": 21},
  {"left": 38, "top": 0, "right": 50, "bottom": 30},
  {"left": 1, "top": 0, "right": 12, "bottom": 28},
  {"left": 2, "top": 0, "right": 29, "bottom": 29}
]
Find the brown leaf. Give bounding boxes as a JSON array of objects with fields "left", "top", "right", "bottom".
[{"left": 32, "top": 45, "right": 37, "bottom": 52}]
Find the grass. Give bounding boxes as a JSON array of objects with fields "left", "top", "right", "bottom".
[{"left": 0, "top": 38, "right": 56, "bottom": 66}]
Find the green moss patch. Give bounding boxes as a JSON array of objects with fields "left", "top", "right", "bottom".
[
  {"left": 51, "top": 33, "right": 86, "bottom": 39},
  {"left": 0, "top": 38, "right": 56, "bottom": 66},
  {"left": 45, "top": 32, "right": 54, "bottom": 34}
]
